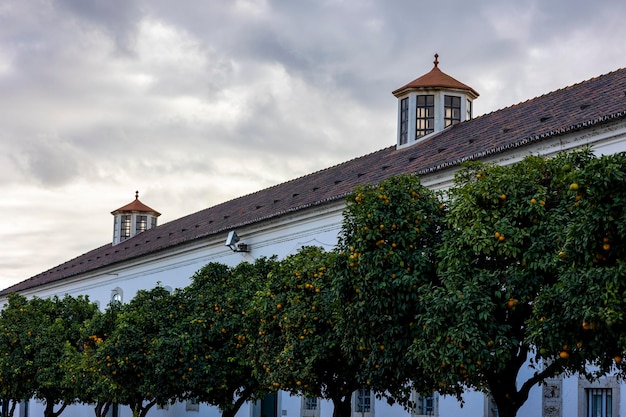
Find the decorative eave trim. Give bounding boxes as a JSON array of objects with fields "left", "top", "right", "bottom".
[{"left": 416, "top": 111, "right": 626, "bottom": 175}]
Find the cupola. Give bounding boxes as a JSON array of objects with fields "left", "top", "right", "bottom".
[
  {"left": 111, "top": 191, "right": 161, "bottom": 245},
  {"left": 392, "top": 54, "right": 479, "bottom": 148}
]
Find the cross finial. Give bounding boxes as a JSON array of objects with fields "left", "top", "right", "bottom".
[
  {"left": 434, "top": 53, "right": 439, "bottom": 68},
  {"left": 135, "top": 190, "right": 139, "bottom": 200}
]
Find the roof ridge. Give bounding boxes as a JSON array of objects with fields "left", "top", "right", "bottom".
[
  {"left": 473, "top": 66, "right": 626, "bottom": 121},
  {"left": 418, "top": 109, "right": 626, "bottom": 175},
  {"left": 182, "top": 145, "right": 395, "bottom": 214}
]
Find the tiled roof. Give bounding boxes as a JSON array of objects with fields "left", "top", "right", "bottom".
[
  {"left": 3, "top": 67, "right": 626, "bottom": 296},
  {"left": 112, "top": 192, "right": 161, "bottom": 216},
  {"left": 392, "top": 55, "right": 479, "bottom": 98}
]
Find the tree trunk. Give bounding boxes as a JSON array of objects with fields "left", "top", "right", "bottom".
[
  {"left": 331, "top": 396, "right": 352, "bottom": 417},
  {"left": 7, "top": 399, "right": 17, "bottom": 417},
  {"left": 221, "top": 387, "right": 254, "bottom": 417},
  {"left": 489, "top": 377, "right": 524, "bottom": 417},
  {"left": 43, "top": 401, "right": 67, "bottom": 417},
  {"left": 94, "top": 401, "right": 112, "bottom": 417},
  {"left": 138, "top": 400, "right": 156, "bottom": 417}
]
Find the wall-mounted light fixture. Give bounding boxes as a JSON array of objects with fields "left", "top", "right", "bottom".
[{"left": 225, "top": 230, "right": 250, "bottom": 252}]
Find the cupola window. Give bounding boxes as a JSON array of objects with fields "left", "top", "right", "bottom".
[
  {"left": 120, "top": 215, "right": 131, "bottom": 240},
  {"left": 136, "top": 215, "right": 148, "bottom": 234},
  {"left": 444, "top": 95, "right": 461, "bottom": 127},
  {"left": 399, "top": 98, "right": 409, "bottom": 145},
  {"left": 416, "top": 95, "right": 435, "bottom": 138}
]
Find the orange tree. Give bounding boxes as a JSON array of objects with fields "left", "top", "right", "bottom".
[
  {"left": 95, "top": 285, "right": 181, "bottom": 417},
  {"left": 410, "top": 153, "right": 593, "bottom": 417},
  {"left": 248, "top": 246, "right": 362, "bottom": 417},
  {"left": 0, "top": 293, "right": 42, "bottom": 417},
  {"left": 64, "top": 301, "right": 123, "bottom": 417},
  {"left": 332, "top": 174, "right": 446, "bottom": 404},
  {"left": 0, "top": 293, "right": 99, "bottom": 417},
  {"left": 172, "top": 257, "right": 278, "bottom": 417},
  {"left": 531, "top": 152, "right": 626, "bottom": 380}
]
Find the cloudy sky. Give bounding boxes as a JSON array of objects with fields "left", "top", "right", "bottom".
[{"left": 1, "top": 0, "right": 625, "bottom": 290}]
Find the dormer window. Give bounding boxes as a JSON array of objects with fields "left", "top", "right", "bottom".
[
  {"left": 444, "top": 95, "right": 461, "bottom": 127},
  {"left": 416, "top": 94, "right": 435, "bottom": 138}
]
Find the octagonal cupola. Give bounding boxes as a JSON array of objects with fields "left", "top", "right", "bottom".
[
  {"left": 392, "top": 54, "right": 479, "bottom": 148},
  {"left": 111, "top": 191, "right": 161, "bottom": 245}
]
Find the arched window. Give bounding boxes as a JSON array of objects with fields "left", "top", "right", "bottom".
[{"left": 111, "top": 287, "right": 123, "bottom": 304}]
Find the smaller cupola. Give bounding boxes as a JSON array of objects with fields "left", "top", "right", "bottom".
[
  {"left": 111, "top": 191, "right": 161, "bottom": 245},
  {"left": 392, "top": 54, "right": 479, "bottom": 148}
]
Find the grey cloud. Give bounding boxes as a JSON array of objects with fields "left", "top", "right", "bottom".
[
  {"left": 11, "top": 138, "right": 88, "bottom": 186},
  {"left": 52, "top": 0, "right": 143, "bottom": 53}
]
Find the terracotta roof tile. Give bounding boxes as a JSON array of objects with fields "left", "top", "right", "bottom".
[
  {"left": 112, "top": 192, "right": 161, "bottom": 216},
  {"left": 392, "top": 55, "right": 479, "bottom": 98},
  {"left": 3, "top": 67, "right": 626, "bottom": 295}
]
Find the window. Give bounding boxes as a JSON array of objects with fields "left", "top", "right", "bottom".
[
  {"left": 151, "top": 217, "right": 157, "bottom": 229},
  {"left": 301, "top": 397, "right": 320, "bottom": 417},
  {"left": 186, "top": 398, "right": 199, "bottom": 412},
  {"left": 413, "top": 392, "right": 437, "bottom": 417},
  {"left": 120, "top": 215, "right": 131, "bottom": 240},
  {"left": 466, "top": 98, "right": 472, "bottom": 121},
  {"left": 415, "top": 95, "right": 434, "bottom": 138},
  {"left": 111, "top": 287, "right": 123, "bottom": 304},
  {"left": 416, "top": 394, "right": 435, "bottom": 416},
  {"left": 444, "top": 95, "right": 461, "bottom": 127},
  {"left": 577, "top": 376, "right": 618, "bottom": 417},
  {"left": 356, "top": 389, "right": 371, "bottom": 413},
  {"left": 304, "top": 398, "right": 318, "bottom": 411},
  {"left": 399, "top": 97, "right": 409, "bottom": 145},
  {"left": 136, "top": 215, "right": 147, "bottom": 233},
  {"left": 587, "top": 388, "right": 612, "bottom": 417}
]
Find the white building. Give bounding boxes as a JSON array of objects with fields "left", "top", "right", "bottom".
[{"left": 3, "top": 56, "right": 626, "bottom": 417}]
